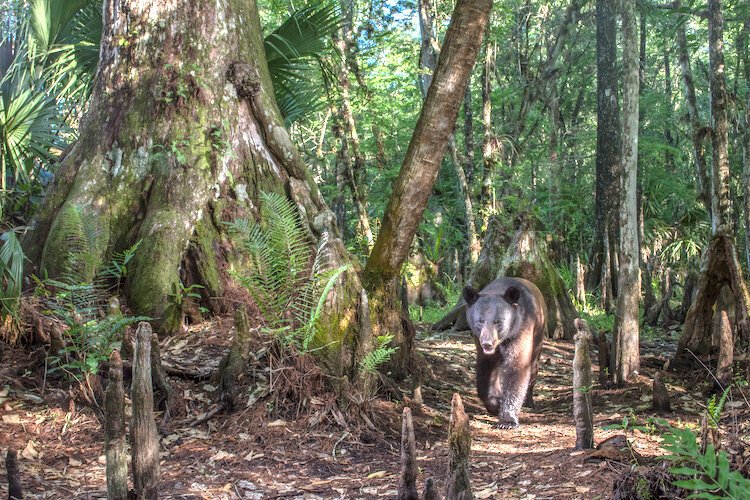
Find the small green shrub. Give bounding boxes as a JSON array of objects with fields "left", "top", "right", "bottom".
[{"left": 662, "top": 426, "right": 750, "bottom": 499}]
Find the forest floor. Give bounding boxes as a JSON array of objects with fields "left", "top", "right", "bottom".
[{"left": 0, "top": 320, "right": 742, "bottom": 499}]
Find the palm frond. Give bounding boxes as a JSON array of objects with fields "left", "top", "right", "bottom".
[
  {"left": 263, "top": 1, "right": 340, "bottom": 124},
  {"left": 0, "top": 229, "right": 24, "bottom": 317}
]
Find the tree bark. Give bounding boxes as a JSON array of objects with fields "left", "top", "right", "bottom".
[
  {"left": 589, "top": 0, "right": 622, "bottom": 295},
  {"left": 614, "top": 0, "right": 640, "bottom": 385},
  {"left": 105, "top": 350, "right": 128, "bottom": 500},
  {"left": 362, "top": 0, "right": 493, "bottom": 377},
  {"left": 131, "top": 322, "right": 160, "bottom": 500}
]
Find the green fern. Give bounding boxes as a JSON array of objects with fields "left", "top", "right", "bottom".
[
  {"left": 359, "top": 334, "right": 398, "bottom": 374},
  {"left": 662, "top": 426, "right": 750, "bottom": 499},
  {"left": 707, "top": 386, "right": 731, "bottom": 429},
  {"left": 227, "top": 192, "right": 312, "bottom": 323},
  {"left": 55, "top": 202, "right": 104, "bottom": 283},
  {"left": 229, "top": 192, "right": 350, "bottom": 353}
]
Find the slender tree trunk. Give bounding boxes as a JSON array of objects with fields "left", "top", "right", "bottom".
[
  {"left": 24, "top": 0, "right": 364, "bottom": 387},
  {"left": 333, "top": 30, "right": 374, "bottom": 250},
  {"left": 464, "top": 80, "right": 475, "bottom": 185},
  {"left": 675, "top": 0, "right": 711, "bottom": 216},
  {"left": 707, "top": 0, "right": 731, "bottom": 237},
  {"left": 663, "top": 49, "right": 675, "bottom": 171},
  {"left": 418, "top": 0, "right": 440, "bottom": 98},
  {"left": 742, "top": 19, "right": 750, "bottom": 270},
  {"left": 450, "top": 137, "right": 481, "bottom": 265},
  {"left": 614, "top": 0, "right": 640, "bottom": 384},
  {"left": 589, "top": 0, "right": 622, "bottom": 294},
  {"left": 480, "top": 38, "right": 497, "bottom": 234},
  {"left": 363, "top": 0, "right": 493, "bottom": 378}
]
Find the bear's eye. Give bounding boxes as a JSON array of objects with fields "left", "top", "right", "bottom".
[
  {"left": 493, "top": 319, "right": 501, "bottom": 325},
  {"left": 477, "top": 318, "right": 485, "bottom": 325}
]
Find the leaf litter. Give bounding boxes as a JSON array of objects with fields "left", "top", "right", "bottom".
[{"left": 0, "top": 319, "right": 746, "bottom": 498}]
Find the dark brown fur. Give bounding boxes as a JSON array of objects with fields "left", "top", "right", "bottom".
[{"left": 464, "top": 277, "right": 546, "bottom": 428}]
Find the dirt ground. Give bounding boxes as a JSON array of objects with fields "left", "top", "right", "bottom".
[{"left": 0, "top": 321, "right": 736, "bottom": 499}]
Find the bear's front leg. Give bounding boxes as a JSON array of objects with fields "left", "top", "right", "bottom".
[{"left": 496, "top": 367, "right": 531, "bottom": 429}]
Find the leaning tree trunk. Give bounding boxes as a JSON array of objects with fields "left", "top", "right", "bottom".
[
  {"left": 676, "top": 0, "right": 750, "bottom": 364},
  {"left": 362, "top": 0, "right": 493, "bottom": 378},
  {"left": 23, "top": 0, "right": 362, "bottom": 384}
]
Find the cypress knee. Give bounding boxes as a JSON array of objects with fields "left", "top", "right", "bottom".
[{"left": 573, "top": 318, "right": 594, "bottom": 450}]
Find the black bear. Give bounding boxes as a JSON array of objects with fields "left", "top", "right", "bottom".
[{"left": 463, "top": 277, "right": 546, "bottom": 428}]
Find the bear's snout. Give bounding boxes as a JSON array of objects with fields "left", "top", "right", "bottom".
[{"left": 479, "top": 330, "right": 498, "bottom": 354}]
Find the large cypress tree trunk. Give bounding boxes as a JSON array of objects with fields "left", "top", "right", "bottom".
[{"left": 23, "top": 0, "right": 360, "bottom": 380}]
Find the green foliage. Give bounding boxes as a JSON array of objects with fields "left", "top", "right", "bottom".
[
  {"left": 263, "top": 1, "right": 340, "bottom": 124},
  {"left": 579, "top": 305, "right": 615, "bottom": 333},
  {"left": 34, "top": 208, "right": 145, "bottom": 379},
  {"left": 359, "top": 334, "right": 398, "bottom": 374},
  {"left": 229, "top": 191, "right": 349, "bottom": 353},
  {"left": 1, "top": 0, "right": 100, "bottom": 213},
  {"left": 48, "top": 313, "right": 148, "bottom": 380},
  {"left": 662, "top": 426, "right": 750, "bottom": 499},
  {"left": 0, "top": 229, "right": 24, "bottom": 318},
  {"left": 706, "top": 386, "right": 731, "bottom": 429}
]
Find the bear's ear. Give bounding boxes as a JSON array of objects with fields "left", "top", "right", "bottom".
[
  {"left": 503, "top": 286, "right": 521, "bottom": 305},
  {"left": 463, "top": 286, "right": 480, "bottom": 306}
]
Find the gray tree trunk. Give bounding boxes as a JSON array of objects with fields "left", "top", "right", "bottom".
[
  {"left": 677, "top": 0, "right": 750, "bottom": 364},
  {"left": 614, "top": 0, "right": 640, "bottom": 385}
]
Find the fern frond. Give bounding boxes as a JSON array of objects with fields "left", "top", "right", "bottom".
[{"left": 360, "top": 335, "right": 398, "bottom": 375}]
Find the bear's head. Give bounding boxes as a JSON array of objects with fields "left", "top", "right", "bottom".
[{"left": 463, "top": 285, "right": 521, "bottom": 355}]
